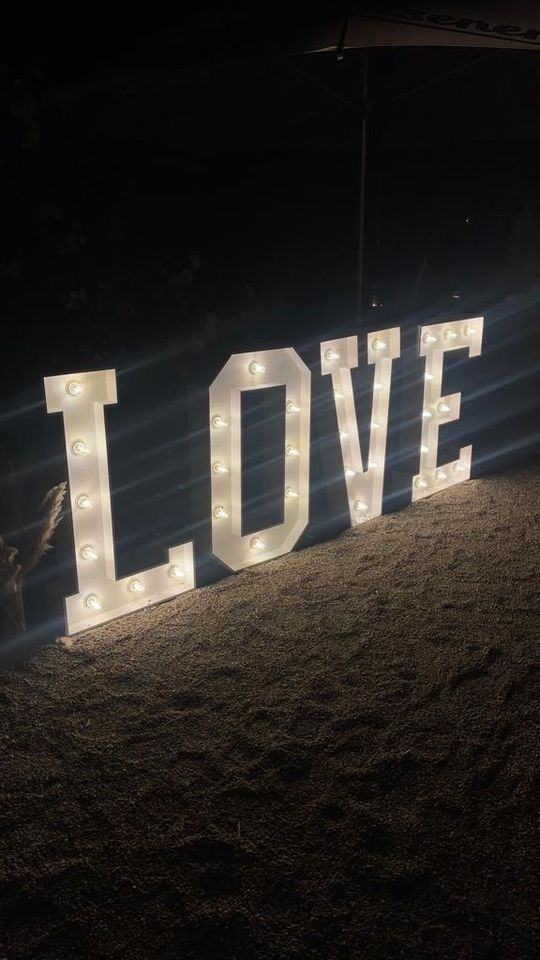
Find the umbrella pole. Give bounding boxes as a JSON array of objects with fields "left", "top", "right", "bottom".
[{"left": 358, "top": 51, "right": 369, "bottom": 322}]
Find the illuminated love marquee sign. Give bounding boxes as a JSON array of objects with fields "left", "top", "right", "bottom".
[{"left": 44, "top": 316, "right": 483, "bottom": 635}]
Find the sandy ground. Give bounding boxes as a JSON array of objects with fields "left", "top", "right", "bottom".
[{"left": 0, "top": 465, "right": 539, "bottom": 960}]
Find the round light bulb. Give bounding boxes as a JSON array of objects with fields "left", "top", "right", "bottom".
[
  {"left": 285, "top": 487, "right": 298, "bottom": 499},
  {"left": 344, "top": 466, "right": 356, "bottom": 478},
  {"left": 444, "top": 329, "right": 458, "bottom": 341},
  {"left": 325, "top": 349, "right": 340, "bottom": 361},
  {"left": 354, "top": 500, "right": 368, "bottom": 512},
  {"left": 66, "top": 380, "right": 83, "bottom": 398},
  {"left": 372, "top": 338, "right": 386, "bottom": 351},
  {"left": 286, "top": 401, "right": 300, "bottom": 414},
  {"left": 248, "top": 360, "right": 266, "bottom": 375},
  {"left": 437, "top": 402, "right": 450, "bottom": 414},
  {"left": 285, "top": 445, "right": 299, "bottom": 457},
  {"left": 339, "top": 430, "right": 348, "bottom": 440},
  {"left": 71, "top": 439, "right": 90, "bottom": 457},
  {"left": 84, "top": 593, "right": 101, "bottom": 611},
  {"left": 213, "top": 505, "right": 229, "bottom": 519},
  {"left": 423, "top": 332, "right": 437, "bottom": 344},
  {"left": 415, "top": 477, "right": 428, "bottom": 489},
  {"left": 368, "top": 460, "right": 377, "bottom": 470},
  {"left": 436, "top": 469, "right": 448, "bottom": 481},
  {"left": 421, "top": 444, "right": 429, "bottom": 454},
  {"left": 463, "top": 324, "right": 477, "bottom": 337},
  {"left": 80, "top": 544, "right": 98, "bottom": 561},
  {"left": 211, "top": 415, "right": 228, "bottom": 429},
  {"left": 425, "top": 373, "right": 434, "bottom": 381},
  {"left": 422, "top": 409, "right": 432, "bottom": 419},
  {"left": 334, "top": 390, "right": 345, "bottom": 400},
  {"left": 453, "top": 461, "right": 466, "bottom": 473},
  {"left": 371, "top": 421, "right": 381, "bottom": 430},
  {"left": 212, "top": 461, "right": 228, "bottom": 474},
  {"left": 168, "top": 564, "right": 184, "bottom": 579},
  {"left": 373, "top": 382, "right": 382, "bottom": 391},
  {"left": 250, "top": 536, "right": 265, "bottom": 550},
  {"left": 128, "top": 578, "right": 145, "bottom": 594},
  {"left": 76, "top": 494, "right": 92, "bottom": 510}
]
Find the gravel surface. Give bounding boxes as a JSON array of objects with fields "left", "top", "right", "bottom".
[{"left": 1, "top": 465, "right": 539, "bottom": 959}]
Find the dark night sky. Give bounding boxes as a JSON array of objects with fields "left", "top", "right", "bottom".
[{"left": 3, "top": 2, "right": 540, "bottom": 387}]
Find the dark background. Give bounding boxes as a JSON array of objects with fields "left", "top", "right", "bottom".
[{"left": 1, "top": 2, "right": 539, "bottom": 650}]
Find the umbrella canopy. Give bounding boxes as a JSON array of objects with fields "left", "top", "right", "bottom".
[{"left": 305, "top": 3, "right": 540, "bottom": 54}]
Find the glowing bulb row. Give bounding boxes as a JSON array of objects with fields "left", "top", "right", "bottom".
[
  {"left": 423, "top": 325, "right": 477, "bottom": 346},
  {"left": 211, "top": 354, "right": 302, "bottom": 535},
  {"left": 82, "top": 563, "right": 184, "bottom": 613},
  {"left": 333, "top": 355, "right": 383, "bottom": 533},
  {"left": 416, "top": 460, "right": 466, "bottom": 490}
]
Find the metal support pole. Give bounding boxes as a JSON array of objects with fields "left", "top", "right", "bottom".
[{"left": 358, "top": 51, "right": 369, "bottom": 323}]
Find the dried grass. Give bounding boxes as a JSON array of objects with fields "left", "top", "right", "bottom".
[
  {"left": 20, "top": 481, "right": 67, "bottom": 577},
  {"left": 0, "top": 481, "right": 67, "bottom": 596}
]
